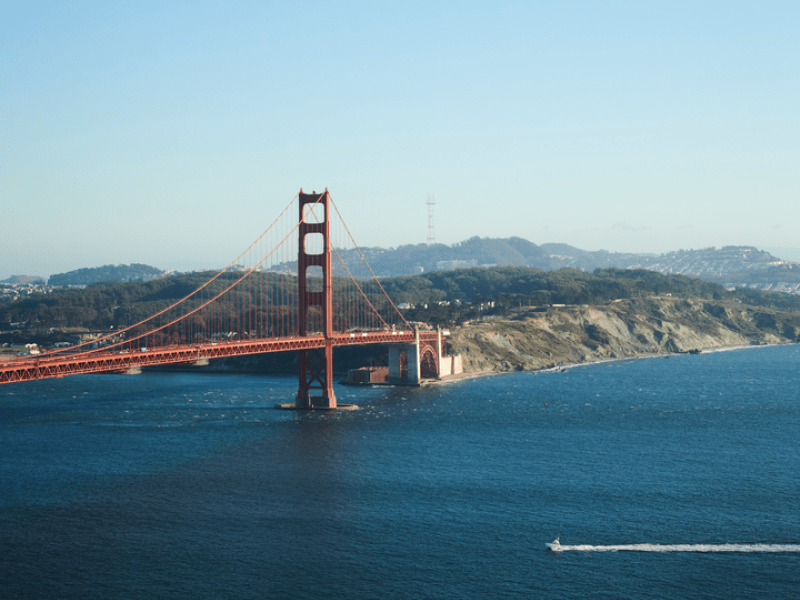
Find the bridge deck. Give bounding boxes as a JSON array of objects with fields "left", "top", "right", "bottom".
[{"left": 0, "top": 330, "right": 440, "bottom": 384}]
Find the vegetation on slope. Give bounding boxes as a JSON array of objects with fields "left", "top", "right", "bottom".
[
  {"left": 3, "top": 265, "right": 800, "bottom": 336},
  {"left": 48, "top": 263, "right": 165, "bottom": 286}
]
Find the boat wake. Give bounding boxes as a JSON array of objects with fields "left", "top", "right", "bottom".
[{"left": 548, "top": 541, "right": 800, "bottom": 553}]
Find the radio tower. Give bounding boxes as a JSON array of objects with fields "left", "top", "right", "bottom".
[{"left": 427, "top": 193, "right": 436, "bottom": 245}]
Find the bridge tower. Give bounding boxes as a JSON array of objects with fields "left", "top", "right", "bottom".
[{"left": 296, "top": 189, "right": 337, "bottom": 408}]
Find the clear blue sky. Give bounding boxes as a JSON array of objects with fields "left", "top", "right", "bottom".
[{"left": 2, "top": 1, "right": 799, "bottom": 279}]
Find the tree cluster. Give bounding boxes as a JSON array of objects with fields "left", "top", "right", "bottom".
[
  {"left": 49, "top": 263, "right": 164, "bottom": 286},
  {"left": 4, "top": 266, "right": 800, "bottom": 333}
]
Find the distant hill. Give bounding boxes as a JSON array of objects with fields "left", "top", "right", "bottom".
[
  {"left": 338, "top": 239, "right": 799, "bottom": 294},
  {"left": 14, "top": 239, "right": 799, "bottom": 293},
  {"left": 1, "top": 275, "right": 46, "bottom": 284},
  {"left": 340, "top": 237, "right": 667, "bottom": 276},
  {"left": 49, "top": 264, "right": 165, "bottom": 286}
]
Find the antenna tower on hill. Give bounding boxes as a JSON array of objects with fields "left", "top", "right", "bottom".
[{"left": 427, "top": 193, "right": 436, "bottom": 245}]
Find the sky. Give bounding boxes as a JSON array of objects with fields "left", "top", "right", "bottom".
[{"left": 2, "top": 1, "right": 799, "bottom": 279}]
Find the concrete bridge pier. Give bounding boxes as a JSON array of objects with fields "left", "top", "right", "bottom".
[{"left": 388, "top": 328, "right": 421, "bottom": 385}]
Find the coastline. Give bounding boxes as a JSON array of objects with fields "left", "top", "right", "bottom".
[
  {"left": 445, "top": 297, "right": 800, "bottom": 375},
  {"left": 422, "top": 341, "right": 795, "bottom": 386},
  {"left": 532, "top": 341, "right": 790, "bottom": 373}
]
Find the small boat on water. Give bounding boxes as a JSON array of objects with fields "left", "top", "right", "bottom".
[{"left": 546, "top": 537, "right": 562, "bottom": 552}]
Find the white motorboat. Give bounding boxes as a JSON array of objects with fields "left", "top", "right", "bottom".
[{"left": 546, "top": 537, "right": 562, "bottom": 552}]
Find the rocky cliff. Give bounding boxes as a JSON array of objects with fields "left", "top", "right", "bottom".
[{"left": 446, "top": 296, "right": 800, "bottom": 372}]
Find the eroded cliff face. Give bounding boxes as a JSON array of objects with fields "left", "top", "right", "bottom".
[{"left": 446, "top": 297, "right": 800, "bottom": 372}]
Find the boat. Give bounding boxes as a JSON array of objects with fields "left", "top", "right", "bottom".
[{"left": 546, "top": 537, "right": 562, "bottom": 552}]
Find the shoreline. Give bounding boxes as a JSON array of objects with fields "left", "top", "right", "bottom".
[
  {"left": 138, "top": 341, "right": 795, "bottom": 384},
  {"left": 445, "top": 295, "right": 800, "bottom": 375},
  {"left": 424, "top": 341, "right": 795, "bottom": 385},
  {"left": 513, "top": 341, "right": 793, "bottom": 375}
]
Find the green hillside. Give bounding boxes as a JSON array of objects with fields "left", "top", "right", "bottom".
[{"left": 4, "top": 266, "right": 800, "bottom": 333}]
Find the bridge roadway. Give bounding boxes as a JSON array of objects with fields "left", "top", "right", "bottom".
[{"left": 0, "top": 330, "right": 440, "bottom": 384}]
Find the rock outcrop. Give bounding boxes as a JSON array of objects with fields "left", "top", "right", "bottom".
[{"left": 447, "top": 296, "right": 800, "bottom": 372}]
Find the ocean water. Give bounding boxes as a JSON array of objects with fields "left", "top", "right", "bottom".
[{"left": 2, "top": 345, "right": 800, "bottom": 599}]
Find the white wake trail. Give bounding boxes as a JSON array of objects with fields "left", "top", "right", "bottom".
[{"left": 557, "top": 543, "right": 800, "bottom": 553}]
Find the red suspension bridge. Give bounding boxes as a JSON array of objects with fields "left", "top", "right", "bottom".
[{"left": 0, "top": 190, "right": 458, "bottom": 408}]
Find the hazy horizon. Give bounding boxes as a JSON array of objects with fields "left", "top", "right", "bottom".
[
  {"left": 5, "top": 240, "right": 800, "bottom": 282},
  {"left": 3, "top": 2, "right": 798, "bottom": 280}
]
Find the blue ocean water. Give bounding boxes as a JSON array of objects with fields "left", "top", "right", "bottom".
[{"left": 2, "top": 345, "right": 800, "bottom": 599}]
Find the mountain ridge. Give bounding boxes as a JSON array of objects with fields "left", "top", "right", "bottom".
[
  {"left": 349, "top": 239, "right": 799, "bottom": 293},
  {"left": 6, "top": 239, "right": 799, "bottom": 293}
]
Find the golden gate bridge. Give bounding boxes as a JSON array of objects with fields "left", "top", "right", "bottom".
[{"left": 0, "top": 190, "right": 457, "bottom": 408}]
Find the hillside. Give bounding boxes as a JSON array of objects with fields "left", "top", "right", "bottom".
[
  {"left": 4, "top": 266, "right": 800, "bottom": 333},
  {"left": 344, "top": 240, "right": 800, "bottom": 294},
  {"left": 446, "top": 297, "right": 800, "bottom": 373},
  {"left": 49, "top": 264, "right": 165, "bottom": 286},
  {"left": 7, "top": 238, "right": 797, "bottom": 293},
  {"left": 378, "top": 266, "right": 800, "bottom": 315},
  {"left": 1, "top": 275, "right": 46, "bottom": 284},
  {"left": 3, "top": 266, "right": 800, "bottom": 378}
]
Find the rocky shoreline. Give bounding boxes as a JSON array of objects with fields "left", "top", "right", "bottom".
[{"left": 445, "top": 296, "right": 800, "bottom": 373}]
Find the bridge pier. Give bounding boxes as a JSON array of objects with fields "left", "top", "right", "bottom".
[
  {"left": 388, "top": 341, "right": 420, "bottom": 385},
  {"left": 296, "top": 344, "right": 337, "bottom": 409},
  {"left": 386, "top": 328, "right": 453, "bottom": 385}
]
